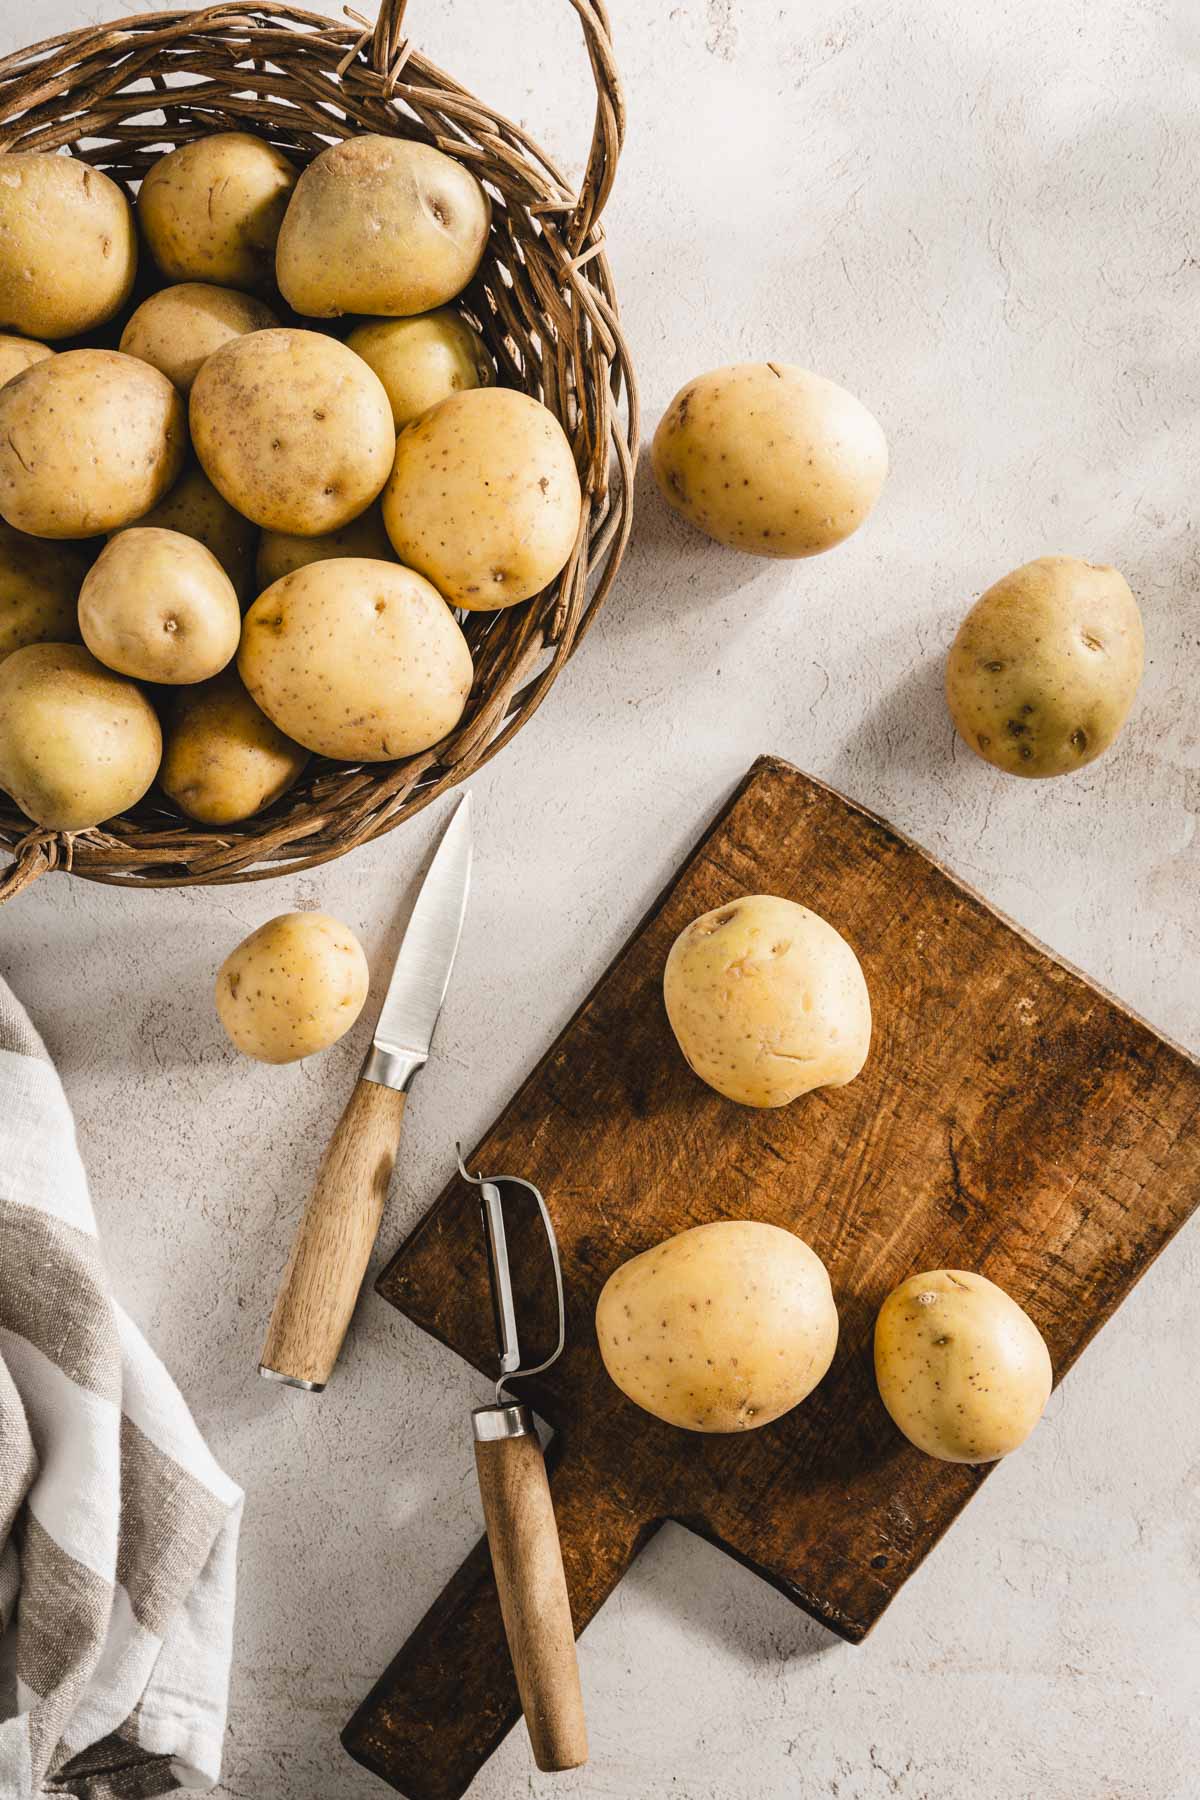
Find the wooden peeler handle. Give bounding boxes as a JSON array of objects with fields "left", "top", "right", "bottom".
[
  {"left": 260, "top": 1078, "right": 406, "bottom": 1390},
  {"left": 472, "top": 1403, "right": 587, "bottom": 1772}
]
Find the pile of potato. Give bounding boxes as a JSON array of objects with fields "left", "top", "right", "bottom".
[{"left": 0, "top": 132, "right": 583, "bottom": 834}]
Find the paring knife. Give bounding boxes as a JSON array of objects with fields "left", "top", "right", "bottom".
[{"left": 259, "top": 793, "right": 473, "bottom": 1391}]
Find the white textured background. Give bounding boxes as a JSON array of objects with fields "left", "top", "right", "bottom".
[{"left": 2, "top": 2, "right": 1199, "bottom": 1796}]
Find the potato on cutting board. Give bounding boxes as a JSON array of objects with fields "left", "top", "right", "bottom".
[
  {"left": 596, "top": 1220, "right": 838, "bottom": 1432},
  {"left": 874, "top": 1269, "right": 1052, "bottom": 1463},
  {"left": 663, "top": 894, "right": 871, "bottom": 1107},
  {"left": 216, "top": 912, "right": 369, "bottom": 1064}
]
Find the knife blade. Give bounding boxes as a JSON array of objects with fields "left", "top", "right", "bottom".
[{"left": 259, "top": 793, "right": 474, "bottom": 1391}]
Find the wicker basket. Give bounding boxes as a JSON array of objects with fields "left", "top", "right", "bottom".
[{"left": 0, "top": 0, "right": 637, "bottom": 898}]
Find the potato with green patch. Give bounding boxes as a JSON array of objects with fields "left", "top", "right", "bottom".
[
  {"left": 347, "top": 308, "right": 493, "bottom": 428},
  {"left": 664, "top": 894, "right": 871, "bottom": 1108},
  {"left": 652, "top": 362, "right": 887, "bottom": 557},
  {"left": 0, "top": 642, "right": 161, "bottom": 829},
  {"left": 0, "top": 525, "right": 90, "bottom": 660},
  {"left": 139, "top": 132, "right": 297, "bottom": 293},
  {"left": 160, "top": 669, "right": 308, "bottom": 825},
  {"left": 596, "top": 1220, "right": 838, "bottom": 1433},
  {"left": 239, "top": 557, "right": 472, "bottom": 760},
  {"left": 120, "top": 282, "right": 278, "bottom": 394},
  {"left": 215, "top": 912, "right": 369, "bottom": 1064},
  {"left": 874, "top": 1269, "right": 1052, "bottom": 1463},
  {"left": 0, "top": 154, "right": 136, "bottom": 340},
  {"left": 945, "top": 556, "right": 1143, "bottom": 777},
  {"left": 190, "top": 328, "right": 394, "bottom": 536},
  {"left": 79, "top": 527, "right": 241, "bottom": 684},
  {"left": 383, "top": 387, "right": 580, "bottom": 609}
]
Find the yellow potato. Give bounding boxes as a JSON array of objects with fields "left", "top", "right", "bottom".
[
  {"left": 139, "top": 132, "right": 297, "bottom": 293},
  {"left": 0, "top": 154, "right": 136, "bottom": 339},
  {"left": 79, "top": 527, "right": 240, "bottom": 684},
  {"left": 120, "top": 282, "right": 278, "bottom": 394},
  {"left": 215, "top": 912, "right": 369, "bottom": 1064},
  {"left": 255, "top": 504, "right": 393, "bottom": 590},
  {"left": 160, "top": 668, "right": 308, "bottom": 825},
  {"left": 383, "top": 388, "right": 581, "bottom": 609},
  {"left": 663, "top": 895, "right": 871, "bottom": 1108},
  {"left": 874, "top": 1270, "right": 1052, "bottom": 1463},
  {"left": 116, "top": 461, "right": 258, "bottom": 605},
  {"left": 652, "top": 362, "right": 887, "bottom": 557},
  {"left": 0, "top": 335, "right": 53, "bottom": 388},
  {"left": 596, "top": 1220, "right": 838, "bottom": 1432},
  {"left": 239, "top": 558, "right": 472, "bottom": 760},
  {"left": 946, "top": 556, "right": 1144, "bottom": 778},
  {"left": 190, "top": 328, "right": 394, "bottom": 535},
  {"left": 0, "top": 525, "right": 90, "bottom": 659},
  {"left": 0, "top": 349, "right": 185, "bottom": 538},
  {"left": 0, "top": 641, "right": 161, "bottom": 829},
  {"left": 276, "top": 136, "right": 490, "bottom": 318},
  {"left": 346, "top": 308, "right": 493, "bottom": 429}
]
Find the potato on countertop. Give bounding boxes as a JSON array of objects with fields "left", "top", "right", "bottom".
[
  {"left": 945, "top": 555, "right": 1144, "bottom": 778},
  {"left": 874, "top": 1269, "right": 1052, "bottom": 1463},
  {"left": 138, "top": 132, "right": 297, "bottom": 294},
  {"left": 0, "top": 154, "right": 137, "bottom": 340},
  {"left": 596, "top": 1220, "right": 839, "bottom": 1432},
  {"left": 215, "top": 912, "right": 369, "bottom": 1064}
]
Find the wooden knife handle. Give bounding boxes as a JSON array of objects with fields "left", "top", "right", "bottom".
[
  {"left": 260, "top": 1077, "right": 406, "bottom": 1390},
  {"left": 473, "top": 1406, "right": 587, "bottom": 1773}
]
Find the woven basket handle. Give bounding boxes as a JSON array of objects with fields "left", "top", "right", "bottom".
[{"left": 371, "top": 0, "right": 625, "bottom": 251}]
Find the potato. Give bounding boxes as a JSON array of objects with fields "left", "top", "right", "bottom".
[
  {"left": 276, "top": 136, "right": 490, "bottom": 318},
  {"left": 0, "top": 641, "right": 160, "bottom": 830},
  {"left": 0, "top": 350, "right": 185, "bottom": 538},
  {"left": 663, "top": 895, "right": 871, "bottom": 1109},
  {"left": 596, "top": 1221, "right": 838, "bottom": 1433},
  {"left": 79, "top": 527, "right": 240, "bottom": 684},
  {"left": 239, "top": 558, "right": 472, "bottom": 760},
  {"left": 139, "top": 132, "right": 297, "bottom": 293},
  {"left": 160, "top": 668, "right": 308, "bottom": 825},
  {"left": 0, "top": 335, "right": 53, "bottom": 388},
  {"left": 346, "top": 309, "right": 493, "bottom": 429},
  {"left": 120, "top": 282, "right": 278, "bottom": 395},
  {"left": 0, "top": 525, "right": 89, "bottom": 660},
  {"left": 190, "top": 328, "right": 394, "bottom": 535},
  {"left": 256, "top": 504, "right": 393, "bottom": 590},
  {"left": 215, "top": 912, "right": 369, "bottom": 1064},
  {"left": 652, "top": 362, "right": 887, "bottom": 557},
  {"left": 874, "top": 1270, "right": 1052, "bottom": 1463},
  {"left": 0, "top": 154, "right": 136, "bottom": 340},
  {"left": 383, "top": 388, "right": 581, "bottom": 609},
  {"left": 116, "top": 461, "right": 258, "bottom": 604},
  {"left": 945, "top": 556, "right": 1144, "bottom": 778}
]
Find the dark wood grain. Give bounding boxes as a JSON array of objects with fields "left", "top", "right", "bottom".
[{"left": 343, "top": 757, "right": 1200, "bottom": 1800}]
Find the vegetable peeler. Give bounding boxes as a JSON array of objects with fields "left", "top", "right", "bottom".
[{"left": 457, "top": 1152, "right": 587, "bottom": 1773}]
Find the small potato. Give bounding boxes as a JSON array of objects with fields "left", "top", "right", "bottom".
[
  {"left": 215, "top": 912, "right": 369, "bottom": 1064},
  {"left": 256, "top": 504, "right": 393, "bottom": 590},
  {"left": 120, "top": 282, "right": 278, "bottom": 394},
  {"left": 664, "top": 895, "right": 871, "bottom": 1108},
  {"left": 383, "top": 388, "right": 581, "bottom": 609},
  {"left": 596, "top": 1220, "right": 838, "bottom": 1433},
  {"left": 160, "top": 668, "right": 308, "bottom": 825},
  {"left": 139, "top": 132, "right": 297, "bottom": 293},
  {"left": 0, "top": 525, "right": 90, "bottom": 659},
  {"left": 79, "top": 527, "right": 240, "bottom": 684},
  {"left": 0, "top": 349, "right": 185, "bottom": 538},
  {"left": 0, "top": 335, "right": 53, "bottom": 388},
  {"left": 0, "top": 154, "right": 137, "bottom": 339},
  {"left": 190, "top": 328, "right": 395, "bottom": 535},
  {"left": 946, "top": 556, "right": 1144, "bottom": 778},
  {"left": 276, "top": 135, "right": 490, "bottom": 318},
  {"left": 874, "top": 1270, "right": 1052, "bottom": 1463},
  {"left": 239, "top": 558, "right": 472, "bottom": 760},
  {"left": 0, "top": 641, "right": 161, "bottom": 829},
  {"left": 346, "top": 309, "right": 493, "bottom": 429},
  {"left": 652, "top": 362, "right": 887, "bottom": 557},
  {"left": 116, "top": 461, "right": 258, "bottom": 604}
]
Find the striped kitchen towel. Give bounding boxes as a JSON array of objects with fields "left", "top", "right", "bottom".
[{"left": 0, "top": 977, "right": 242, "bottom": 1797}]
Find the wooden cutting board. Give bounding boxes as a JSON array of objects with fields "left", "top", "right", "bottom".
[{"left": 343, "top": 757, "right": 1200, "bottom": 1800}]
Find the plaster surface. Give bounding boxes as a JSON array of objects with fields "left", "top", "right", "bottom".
[{"left": 2, "top": 4, "right": 1199, "bottom": 1797}]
